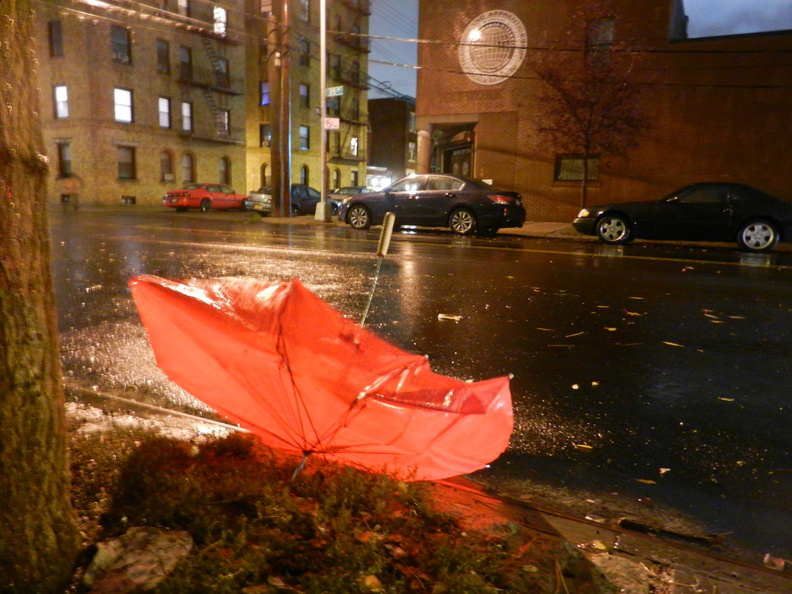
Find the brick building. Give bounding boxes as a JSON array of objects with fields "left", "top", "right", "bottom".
[
  {"left": 35, "top": 0, "right": 369, "bottom": 207},
  {"left": 36, "top": 0, "right": 248, "bottom": 206},
  {"left": 244, "top": 0, "right": 370, "bottom": 198},
  {"left": 367, "top": 97, "right": 417, "bottom": 187},
  {"left": 416, "top": 0, "right": 792, "bottom": 222}
]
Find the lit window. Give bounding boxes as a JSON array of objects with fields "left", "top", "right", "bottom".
[
  {"left": 54, "top": 85, "right": 68, "bottom": 119},
  {"left": 213, "top": 6, "right": 227, "bottom": 35},
  {"left": 216, "top": 58, "right": 229, "bottom": 87},
  {"left": 260, "top": 124, "right": 271, "bottom": 147},
  {"left": 300, "top": 0, "right": 310, "bottom": 22},
  {"left": 219, "top": 109, "right": 231, "bottom": 137},
  {"left": 114, "top": 88, "right": 133, "bottom": 123},
  {"left": 299, "top": 125, "right": 310, "bottom": 150},
  {"left": 117, "top": 145, "right": 136, "bottom": 180},
  {"left": 181, "top": 101, "right": 192, "bottom": 131},
  {"left": 350, "top": 136, "right": 358, "bottom": 157},
  {"left": 158, "top": 97, "right": 171, "bottom": 128},
  {"left": 408, "top": 141, "right": 416, "bottom": 163},
  {"left": 260, "top": 81, "right": 270, "bottom": 106},
  {"left": 177, "top": 0, "right": 190, "bottom": 16},
  {"left": 111, "top": 26, "right": 131, "bottom": 64}
]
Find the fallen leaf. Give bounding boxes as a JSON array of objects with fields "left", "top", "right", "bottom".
[
  {"left": 718, "top": 397, "right": 735, "bottom": 402},
  {"left": 571, "top": 384, "right": 579, "bottom": 390},
  {"left": 623, "top": 310, "right": 642, "bottom": 316},
  {"left": 537, "top": 327, "right": 555, "bottom": 332},
  {"left": 659, "top": 468, "right": 671, "bottom": 475},
  {"left": 437, "top": 314, "right": 462, "bottom": 322},
  {"left": 662, "top": 341, "right": 684, "bottom": 347},
  {"left": 573, "top": 443, "right": 593, "bottom": 452},
  {"left": 636, "top": 479, "right": 656, "bottom": 485},
  {"left": 605, "top": 327, "right": 617, "bottom": 332},
  {"left": 565, "top": 331, "right": 584, "bottom": 337},
  {"left": 629, "top": 296, "right": 645, "bottom": 300}
]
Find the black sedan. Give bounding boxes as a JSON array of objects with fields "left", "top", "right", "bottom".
[
  {"left": 573, "top": 182, "right": 792, "bottom": 252},
  {"left": 337, "top": 174, "right": 526, "bottom": 235}
]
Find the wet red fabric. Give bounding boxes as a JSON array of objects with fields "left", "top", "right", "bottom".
[{"left": 128, "top": 275, "right": 513, "bottom": 480}]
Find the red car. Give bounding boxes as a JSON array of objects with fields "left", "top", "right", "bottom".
[{"left": 164, "top": 183, "right": 249, "bottom": 212}]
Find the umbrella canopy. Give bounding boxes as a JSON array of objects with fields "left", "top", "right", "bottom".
[{"left": 128, "top": 275, "right": 513, "bottom": 480}]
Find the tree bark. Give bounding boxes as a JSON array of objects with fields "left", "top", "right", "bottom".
[{"left": 0, "top": 1, "right": 80, "bottom": 591}]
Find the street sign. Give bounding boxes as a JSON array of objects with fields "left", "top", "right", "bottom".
[
  {"left": 326, "top": 86, "right": 344, "bottom": 97},
  {"left": 323, "top": 117, "right": 340, "bottom": 130}
]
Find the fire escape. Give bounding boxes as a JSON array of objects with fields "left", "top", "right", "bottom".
[
  {"left": 178, "top": 30, "right": 243, "bottom": 144},
  {"left": 330, "top": 0, "right": 370, "bottom": 163}
]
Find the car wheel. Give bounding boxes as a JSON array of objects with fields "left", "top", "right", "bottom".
[
  {"left": 449, "top": 208, "right": 476, "bottom": 235},
  {"left": 199, "top": 199, "right": 212, "bottom": 213},
  {"left": 737, "top": 219, "right": 779, "bottom": 252},
  {"left": 347, "top": 205, "right": 372, "bottom": 230},
  {"left": 596, "top": 214, "right": 632, "bottom": 244}
]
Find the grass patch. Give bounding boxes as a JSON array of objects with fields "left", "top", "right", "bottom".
[{"left": 68, "top": 429, "right": 516, "bottom": 592}]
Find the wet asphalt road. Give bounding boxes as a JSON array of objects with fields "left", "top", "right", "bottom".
[{"left": 49, "top": 206, "right": 792, "bottom": 563}]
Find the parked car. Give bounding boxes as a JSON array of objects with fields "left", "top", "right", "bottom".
[
  {"left": 244, "top": 184, "right": 326, "bottom": 216},
  {"left": 572, "top": 182, "right": 792, "bottom": 252},
  {"left": 164, "top": 183, "right": 248, "bottom": 212},
  {"left": 328, "top": 186, "right": 371, "bottom": 200},
  {"left": 337, "top": 174, "right": 526, "bottom": 236}
]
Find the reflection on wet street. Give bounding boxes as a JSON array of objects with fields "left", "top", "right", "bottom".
[{"left": 50, "top": 207, "right": 792, "bottom": 563}]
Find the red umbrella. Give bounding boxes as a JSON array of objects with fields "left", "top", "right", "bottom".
[{"left": 128, "top": 275, "right": 513, "bottom": 480}]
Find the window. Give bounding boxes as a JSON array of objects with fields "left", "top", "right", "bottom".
[
  {"left": 332, "top": 168, "right": 340, "bottom": 189},
  {"left": 260, "top": 124, "right": 271, "bottom": 147},
  {"left": 111, "top": 26, "right": 131, "bottom": 64},
  {"left": 213, "top": 6, "right": 227, "bottom": 35},
  {"left": 216, "top": 58, "right": 230, "bottom": 87},
  {"left": 179, "top": 46, "right": 192, "bottom": 80},
  {"left": 260, "top": 163, "right": 268, "bottom": 186},
  {"left": 156, "top": 39, "right": 170, "bottom": 74},
  {"left": 219, "top": 109, "right": 230, "bottom": 137},
  {"left": 350, "top": 136, "right": 359, "bottom": 157},
  {"left": 48, "top": 21, "right": 63, "bottom": 58},
  {"left": 182, "top": 153, "right": 195, "bottom": 182},
  {"left": 586, "top": 17, "right": 615, "bottom": 62},
  {"left": 299, "top": 0, "right": 310, "bottom": 22},
  {"left": 351, "top": 170, "right": 359, "bottom": 186},
  {"left": 177, "top": 0, "right": 190, "bottom": 16},
  {"left": 160, "top": 150, "right": 174, "bottom": 181},
  {"left": 350, "top": 98, "right": 360, "bottom": 120},
  {"left": 408, "top": 112, "right": 416, "bottom": 132},
  {"left": 219, "top": 157, "right": 230, "bottom": 185},
  {"left": 408, "top": 141, "right": 417, "bottom": 163},
  {"left": 114, "top": 88, "right": 133, "bottom": 123},
  {"left": 554, "top": 155, "right": 600, "bottom": 181},
  {"left": 181, "top": 101, "right": 192, "bottom": 131},
  {"left": 117, "top": 145, "right": 136, "bottom": 180},
  {"left": 260, "top": 81, "right": 270, "bottom": 106},
  {"left": 54, "top": 85, "right": 68, "bottom": 119},
  {"left": 56, "top": 142, "right": 72, "bottom": 177},
  {"left": 299, "top": 125, "right": 310, "bottom": 150},
  {"left": 300, "top": 164, "right": 309, "bottom": 185},
  {"left": 158, "top": 97, "right": 171, "bottom": 128},
  {"left": 260, "top": 0, "right": 272, "bottom": 16},
  {"left": 299, "top": 83, "right": 309, "bottom": 108},
  {"left": 299, "top": 38, "right": 310, "bottom": 67}
]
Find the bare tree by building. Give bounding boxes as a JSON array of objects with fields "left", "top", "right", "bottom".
[
  {"left": 0, "top": 1, "right": 79, "bottom": 591},
  {"left": 532, "top": 2, "right": 650, "bottom": 207}
]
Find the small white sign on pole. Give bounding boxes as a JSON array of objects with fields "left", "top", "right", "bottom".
[{"left": 323, "top": 117, "right": 340, "bottom": 130}]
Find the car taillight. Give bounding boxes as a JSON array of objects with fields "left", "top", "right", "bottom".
[{"left": 488, "top": 194, "right": 515, "bottom": 204}]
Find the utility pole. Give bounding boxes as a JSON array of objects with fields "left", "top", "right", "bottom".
[{"left": 268, "top": 0, "right": 291, "bottom": 216}]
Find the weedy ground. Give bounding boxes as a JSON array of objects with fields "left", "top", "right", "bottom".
[{"left": 67, "top": 426, "right": 546, "bottom": 593}]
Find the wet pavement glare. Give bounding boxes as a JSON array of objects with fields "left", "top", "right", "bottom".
[{"left": 50, "top": 208, "right": 792, "bottom": 563}]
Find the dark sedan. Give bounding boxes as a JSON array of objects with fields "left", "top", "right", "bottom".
[
  {"left": 573, "top": 182, "right": 792, "bottom": 252},
  {"left": 337, "top": 174, "right": 526, "bottom": 235}
]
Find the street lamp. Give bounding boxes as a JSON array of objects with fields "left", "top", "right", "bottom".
[{"left": 314, "top": 0, "right": 331, "bottom": 221}]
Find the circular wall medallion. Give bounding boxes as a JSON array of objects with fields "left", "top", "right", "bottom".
[{"left": 458, "top": 10, "right": 527, "bottom": 86}]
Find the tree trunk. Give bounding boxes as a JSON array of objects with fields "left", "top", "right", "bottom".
[{"left": 0, "top": 1, "right": 80, "bottom": 591}]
